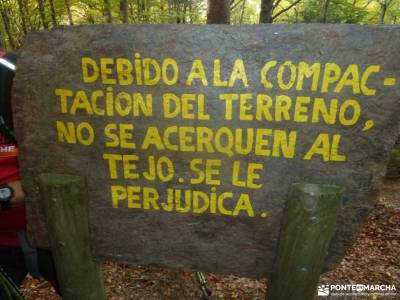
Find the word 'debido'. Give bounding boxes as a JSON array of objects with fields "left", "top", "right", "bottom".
[
  {"left": 82, "top": 54, "right": 179, "bottom": 86},
  {"left": 81, "top": 55, "right": 249, "bottom": 87}
]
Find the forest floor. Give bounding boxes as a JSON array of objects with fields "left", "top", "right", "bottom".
[{"left": 21, "top": 179, "right": 400, "bottom": 300}]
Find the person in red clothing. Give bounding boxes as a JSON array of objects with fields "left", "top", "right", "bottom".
[
  {"left": 0, "top": 51, "right": 59, "bottom": 296},
  {"left": 0, "top": 52, "right": 26, "bottom": 248}
]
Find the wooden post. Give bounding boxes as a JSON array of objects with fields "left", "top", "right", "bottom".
[
  {"left": 268, "top": 183, "right": 344, "bottom": 300},
  {"left": 38, "top": 173, "right": 106, "bottom": 300}
]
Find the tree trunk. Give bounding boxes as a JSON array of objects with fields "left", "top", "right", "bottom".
[
  {"left": 0, "top": 5, "right": 16, "bottom": 49},
  {"left": 65, "top": 0, "right": 74, "bottom": 25},
  {"left": 379, "top": 2, "right": 387, "bottom": 24},
  {"left": 104, "top": 0, "right": 113, "bottom": 23},
  {"left": 188, "top": 0, "right": 192, "bottom": 23},
  {"left": 37, "top": 0, "right": 48, "bottom": 29},
  {"left": 321, "top": 0, "right": 331, "bottom": 23},
  {"left": 183, "top": 2, "right": 187, "bottom": 24},
  {"left": 294, "top": 7, "right": 299, "bottom": 23},
  {"left": 207, "top": 0, "right": 230, "bottom": 24},
  {"left": 259, "top": 0, "right": 274, "bottom": 23},
  {"left": 137, "top": 0, "right": 142, "bottom": 21},
  {"left": 48, "top": 0, "right": 57, "bottom": 26},
  {"left": 17, "top": 0, "right": 28, "bottom": 34},
  {"left": 0, "top": 27, "right": 7, "bottom": 50},
  {"left": 137, "top": 0, "right": 147, "bottom": 22},
  {"left": 173, "top": 0, "right": 181, "bottom": 23},
  {"left": 129, "top": 2, "right": 134, "bottom": 21},
  {"left": 142, "top": 0, "right": 148, "bottom": 22},
  {"left": 23, "top": 0, "right": 32, "bottom": 30},
  {"left": 120, "top": 0, "right": 129, "bottom": 23},
  {"left": 239, "top": 0, "right": 246, "bottom": 24}
]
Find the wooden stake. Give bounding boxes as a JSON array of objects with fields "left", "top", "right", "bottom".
[
  {"left": 268, "top": 183, "right": 343, "bottom": 300},
  {"left": 38, "top": 173, "right": 106, "bottom": 300}
]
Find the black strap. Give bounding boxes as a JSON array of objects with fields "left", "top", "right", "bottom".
[
  {"left": 0, "top": 116, "right": 16, "bottom": 143},
  {"left": 17, "top": 231, "right": 40, "bottom": 278}
]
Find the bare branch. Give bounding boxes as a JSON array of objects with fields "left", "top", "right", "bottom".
[
  {"left": 231, "top": 0, "right": 244, "bottom": 10},
  {"left": 361, "top": 0, "right": 374, "bottom": 10},
  {"left": 272, "top": 0, "right": 302, "bottom": 20}
]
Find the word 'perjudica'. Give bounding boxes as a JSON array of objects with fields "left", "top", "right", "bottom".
[{"left": 110, "top": 185, "right": 255, "bottom": 217}]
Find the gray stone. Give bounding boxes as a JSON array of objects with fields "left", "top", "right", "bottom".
[{"left": 12, "top": 24, "right": 400, "bottom": 278}]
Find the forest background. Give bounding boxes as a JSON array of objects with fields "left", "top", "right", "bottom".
[{"left": 1, "top": 0, "right": 400, "bottom": 50}]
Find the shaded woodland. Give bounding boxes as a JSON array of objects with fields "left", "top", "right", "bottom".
[{"left": 0, "top": 0, "right": 399, "bottom": 50}]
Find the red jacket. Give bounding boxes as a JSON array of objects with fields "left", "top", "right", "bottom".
[
  {"left": 0, "top": 108, "right": 26, "bottom": 246},
  {"left": 0, "top": 133, "right": 26, "bottom": 246}
]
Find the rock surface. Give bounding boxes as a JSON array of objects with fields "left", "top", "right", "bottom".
[{"left": 12, "top": 24, "right": 400, "bottom": 277}]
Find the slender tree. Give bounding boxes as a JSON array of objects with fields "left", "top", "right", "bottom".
[
  {"left": 120, "top": 0, "right": 129, "bottom": 23},
  {"left": 377, "top": 0, "right": 395, "bottom": 23},
  {"left": 104, "top": 0, "right": 113, "bottom": 23},
  {"left": 183, "top": 1, "right": 188, "bottom": 23},
  {"left": 188, "top": 0, "right": 193, "bottom": 23},
  {"left": 207, "top": 0, "right": 230, "bottom": 24},
  {"left": 49, "top": 0, "right": 57, "bottom": 26},
  {"left": 65, "top": 0, "right": 74, "bottom": 25},
  {"left": 16, "top": 0, "right": 28, "bottom": 34},
  {"left": 239, "top": 0, "right": 246, "bottom": 24},
  {"left": 0, "top": 1, "right": 16, "bottom": 49},
  {"left": 0, "top": 31, "right": 7, "bottom": 50},
  {"left": 23, "top": 0, "right": 32, "bottom": 29},
  {"left": 137, "top": 0, "right": 149, "bottom": 22},
  {"left": 37, "top": 0, "right": 49, "bottom": 28},
  {"left": 321, "top": 0, "right": 331, "bottom": 23}
]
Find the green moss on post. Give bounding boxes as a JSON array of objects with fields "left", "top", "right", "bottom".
[
  {"left": 38, "top": 173, "right": 106, "bottom": 300},
  {"left": 268, "top": 183, "right": 344, "bottom": 300}
]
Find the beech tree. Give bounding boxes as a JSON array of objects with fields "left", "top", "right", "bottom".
[{"left": 207, "top": 0, "right": 230, "bottom": 24}]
